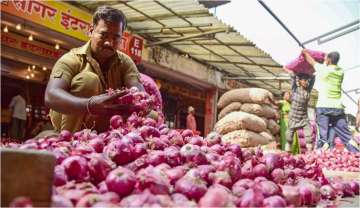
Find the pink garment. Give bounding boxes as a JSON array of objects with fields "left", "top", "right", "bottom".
[
  {"left": 186, "top": 114, "right": 197, "bottom": 132},
  {"left": 285, "top": 50, "right": 325, "bottom": 75},
  {"left": 140, "top": 73, "right": 163, "bottom": 110}
]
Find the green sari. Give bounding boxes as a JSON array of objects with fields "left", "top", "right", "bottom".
[{"left": 279, "top": 100, "right": 291, "bottom": 150}]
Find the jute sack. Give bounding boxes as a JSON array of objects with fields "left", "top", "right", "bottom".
[
  {"left": 218, "top": 102, "right": 242, "bottom": 120},
  {"left": 240, "top": 103, "right": 278, "bottom": 119},
  {"left": 267, "top": 119, "right": 280, "bottom": 135},
  {"left": 222, "top": 129, "right": 271, "bottom": 147},
  {"left": 260, "top": 131, "right": 275, "bottom": 142},
  {"left": 217, "top": 88, "right": 274, "bottom": 109},
  {"left": 215, "top": 111, "right": 267, "bottom": 134}
]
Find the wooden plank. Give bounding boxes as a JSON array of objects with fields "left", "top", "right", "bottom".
[
  {"left": 323, "top": 169, "right": 360, "bottom": 182},
  {"left": 1, "top": 148, "right": 55, "bottom": 207}
]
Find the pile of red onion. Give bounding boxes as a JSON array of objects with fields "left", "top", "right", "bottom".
[
  {"left": 302, "top": 149, "right": 360, "bottom": 172},
  {"left": 2, "top": 89, "right": 359, "bottom": 207}
]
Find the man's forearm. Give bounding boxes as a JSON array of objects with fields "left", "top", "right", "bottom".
[
  {"left": 45, "top": 88, "right": 89, "bottom": 115},
  {"left": 303, "top": 52, "right": 316, "bottom": 66}
]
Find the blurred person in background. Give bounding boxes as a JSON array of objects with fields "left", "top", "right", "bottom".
[
  {"left": 8, "top": 88, "right": 27, "bottom": 140},
  {"left": 278, "top": 91, "right": 291, "bottom": 150},
  {"left": 186, "top": 106, "right": 197, "bottom": 132}
]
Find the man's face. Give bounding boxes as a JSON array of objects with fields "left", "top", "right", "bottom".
[
  {"left": 90, "top": 19, "right": 124, "bottom": 60},
  {"left": 324, "top": 55, "right": 331, "bottom": 65}
]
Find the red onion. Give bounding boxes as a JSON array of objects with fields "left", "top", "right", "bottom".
[
  {"left": 181, "top": 129, "right": 194, "bottom": 138},
  {"left": 198, "top": 185, "right": 235, "bottom": 207},
  {"left": 175, "top": 175, "right": 207, "bottom": 201},
  {"left": 281, "top": 185, "right": 302, "bottom": 207},
  {"left": 216, "top": 155, "right": 242, "bottom": 181},
  {"left": 76, "top": 194, "right": 102, "bottom": 207},
  {"left": 104, "top": 140, "right": 133, "bottom": 165},
  {"left": 164, "top": 146, "right": 183, "bottom": 167},
  {"left": 51, "top": 195, "right": 73, "bottom": 207},
  {"left": 197, "top": 165, "right": 216, "bottom": 183},
  {"left": 133, "top": 143, "right": 147, "bottom": 159},
  {"left": 320, "top": 185, "right": 337, "bottom": 200},
  {"left": 147, "top": 137, "right": 168, "bottom": 150},
  {"left": 263, "top": 195, "right": 287, "bottom": 207},
  {"left": 167, "top": 130, "right": 185, "bottom": 146},
  {"left": 187, "top": 136, "right": 204, "bottom": 146},
  {"left": 264, "top": 153, "right": 284, "bottom": 171},
  {"left": 165, "top": 165, "right": 188, "bottom": 184},
  {"left": 136, "top": 166, "right": 171, "bottom": 194},
  {"left": 209, "top": 171, "right": 233, "bottom": 188},
  {"left": 204, "top": 131, "right": 222, "bottom": 146},
  {"left": 105, "top": 167, "right": 136, "bottom": 197},
  {"left": 142, "top": 117, "right": 157, "bottom": 127},
  {"left": 59, "top": 130, "right": 72, "bottom": 141},
  {"left": 210, "top": 144, "right": 225, "bottom": 154},
  {"left": 125, "top": 155, "right": 147, "bottom": 172},
  {"left": 61, "top": 155, "right": 89, "bottom": 182},
  {"left": 87, "top": 153, "right": 114, "bottom": 184},
  {"left": 54, "top": 165, "right": 68, "bottom": 186},
  {"left": 139, "top": 126, "right": 160, "bottom": 139},
  {"left": 226, "top": 144, "right": 242, "bottom": 160},
  {"left": 349, "top": 181, "right": 360, "bottom": 195},
  {"left": 110, "top": 115, "right": 123, "bottom": 129},
  {"left": 271, "top": 168, "right": 286, "bottom": 184},
  {"left": 239, "top": 188, "right": 264, "bottom": 207},
  {"left": 257, "top": 180, "right": 281, "bottom": 197},
  {"left": 88, "top": 138, "right": 104, "bottom": 153},
  {"left": 146, "top": 150, "right": 166, "bottom": 166},
  {"left": 232, "top": 179, "right": 255, "bottom": 192},
  {"left": 180, "top": 144, "right": 207, "bottom": 166},
  {"left": 253, "top": 163, "right": 269, "bottom": 178},
  {"left": 124, "top": 132, "right": 144, "bottom": 144},
  {"left": 241, "top": 160, "right": 254, "bottom": 179},
  {"left": 298, "top": 182, "right": 321, "bottom": 205}
]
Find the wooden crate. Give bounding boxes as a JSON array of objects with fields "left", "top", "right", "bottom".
[{"left": 1, "top": 148, "right": 55, "bottom": 207}]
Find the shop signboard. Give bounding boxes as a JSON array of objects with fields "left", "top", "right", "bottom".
[
  {"left": 1, "top": 1, "right": 143, "bottom": 62},
  {"left": 119, "top": 32, "right": 144, "bottom": 64},
  {"left": 1, "top": 0, "right": 92, "bottom": 41},
  {"left": 1, "top": 32, "right": 65, "bottom": 59}
]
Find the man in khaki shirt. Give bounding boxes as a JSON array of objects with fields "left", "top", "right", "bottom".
[{"left": 45, "top": 6, "right": 144, "bottom": 133}]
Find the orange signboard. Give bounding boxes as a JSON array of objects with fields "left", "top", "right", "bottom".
[
  {"left": 1, "top": 0, "right": 92, "bottom": 41},
  {"left": 1, "top": 32, "right": 65, "bottom": 59},
  {"left": 119, "top": 32, "right": 144, "bottom": 64}
]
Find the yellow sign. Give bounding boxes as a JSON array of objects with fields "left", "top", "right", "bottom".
[{"left": 1, "top": 0, "right": 92, "bottom": 41}]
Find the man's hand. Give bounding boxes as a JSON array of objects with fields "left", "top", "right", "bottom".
[
  {"left": 356, "top": 113, "right": 360, "bottom": 130},
  {"left": 88, "top": 90, "right": 133, "bottom": 116},
  {"left": 301, "top": 49, "right": 309, "bottom": 55},
  {"left": 283, "top": 67, "right": 294, "bottom": 75}
]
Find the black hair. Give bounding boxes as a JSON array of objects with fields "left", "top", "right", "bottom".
[
  {"left": 297, "top": 73, "right": 310, "bottom": 80},
  {"left": 281, "top": 91, "right": 289, "bottom": 97},
  {"left": 93, "top": 6, "right": 127, "bottom": 31},
  {"left": 327, "top": 51, "right": 340, "bottom": 65}
]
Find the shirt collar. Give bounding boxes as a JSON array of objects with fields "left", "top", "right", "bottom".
[{"left": 75, "top": 41, "right": 92, "bottom": 56}]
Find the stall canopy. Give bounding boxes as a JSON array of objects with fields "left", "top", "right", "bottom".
[{"left": 73, "top": 0, "right": 311, "bottom": 97}]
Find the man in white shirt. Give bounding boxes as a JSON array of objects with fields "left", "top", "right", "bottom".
[{"left": 9, "top": 89, "right": 27, "bottom": 139}]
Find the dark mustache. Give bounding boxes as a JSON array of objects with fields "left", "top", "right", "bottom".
[{"left": 103, "top": 46, "right": 114, "bottom": 51}]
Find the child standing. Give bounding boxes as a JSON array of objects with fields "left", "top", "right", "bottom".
[{"left": 286, "top": 73, "right": 315, "bottom": 153}]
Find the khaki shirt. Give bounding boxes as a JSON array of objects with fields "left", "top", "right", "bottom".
[{"left": 50, "top": 41, "right": 140, "bottom": 91}]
